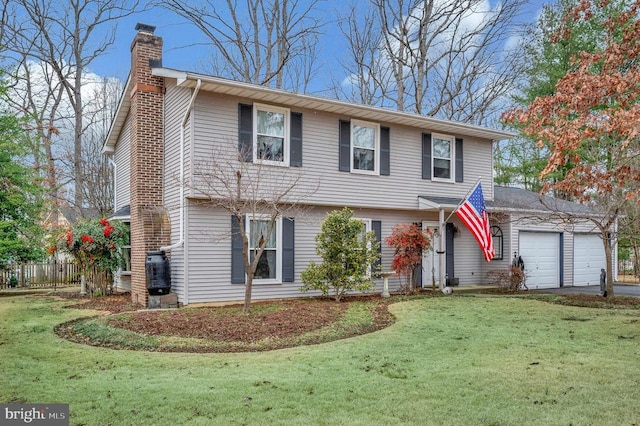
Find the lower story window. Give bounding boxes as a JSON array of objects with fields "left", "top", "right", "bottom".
[
  {"left": 121, "top": 221, "right": 131, "bottom": 274},
  {"left": 248, "top": 216, "right": 281, "bottom": 281},
  {"left": 491, "top": 225, "right": 503, "bottom": 260}
]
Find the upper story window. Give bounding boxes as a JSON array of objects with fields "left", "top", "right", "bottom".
[
  {"left": 351, "top": 120, "right": 380, "bottom": 174},
  {"left": 432, "top": 134, "right": 454, "bottom": 181},
  {"left": 254, "top": 104, "right": 289, "bottom": 165}
]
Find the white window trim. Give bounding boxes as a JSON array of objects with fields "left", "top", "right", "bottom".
[
  {"left": 431, "top": 133, "right": 455, "bottom": 182},
  {"left": 246, "top": 214, "right": 283, "bottom": 284},
  {"left": 357, "top": 218, "right": 373, "bottom": 277},
  {"left": 120, "top": 219, "right": 131, "bottom": 275},
  {"left": 350, "top": 119, "right": 380, "bottom": 175},
  {"left": 253, "top": 103, "right": 290, "bottom": 167}
]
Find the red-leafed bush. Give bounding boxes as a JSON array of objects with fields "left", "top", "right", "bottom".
[{"left": 386, "top": 223, "right": 432, "bottom": 292}]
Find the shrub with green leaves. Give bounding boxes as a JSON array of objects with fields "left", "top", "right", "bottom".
[
  {"left": 300, "top": 207, "right": 380, "bottom": 301},
  {"left": 52, "top": 218, "right": 129, "bottom": 294}
]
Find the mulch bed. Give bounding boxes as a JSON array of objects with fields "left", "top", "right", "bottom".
[
  {"left": 107, "top": 299, "right": 351, "bottom": 342},
  {"left": 57, "top": 292, "right": 396, "bottom": 351},
  {"left": 58, "top": 292, "right": 142, "bottom": 314}
]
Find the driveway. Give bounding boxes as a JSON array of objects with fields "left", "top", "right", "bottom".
[{"left": 534, "top": 284, "right": 640, "bottom": 297}]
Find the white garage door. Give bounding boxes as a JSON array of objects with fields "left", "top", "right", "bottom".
[
  {"left": 573, "top": 234, "right": 606, "bottom": 286},
  {"left": 519, "top": 232, "right": 560, "bottom": 289}
]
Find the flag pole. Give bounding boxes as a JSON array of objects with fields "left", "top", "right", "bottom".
[{"left": 444, "top": 177, "right": 482, "bottom": 223}]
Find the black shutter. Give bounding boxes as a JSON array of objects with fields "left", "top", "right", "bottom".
[
  {"left": 238, "top": 104, "right": 253, "bottom": 162},
  {"left": 380, "top": 126, "right": 390, "bottom": 176},
  {"left": 372, "top": 220, "right": 382, "bottom": 272},
  {"left": 282, "top": 218, "right": 295, "bottom": 282},
  {"left": 290, "top": 112, "right": 303, "bottom": 167},
  {"left": 422, "top": 133, "right": 432, "bottom": 180},
  {"left": 339, "top": 120, "right": 351, "bottom": 172},
  {"left": 231, "top": 215, "right": 246, "bottom": 284},
  {"left": 455, "top": 137, "right": 464, "bottom": 183}
]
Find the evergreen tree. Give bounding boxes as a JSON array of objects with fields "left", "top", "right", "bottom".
[
  {"left": 0, "top": 75, "right": 44, "bottom": 266},
  {"left": 496, "top": 0, "right": 619, "bottom": 195}
]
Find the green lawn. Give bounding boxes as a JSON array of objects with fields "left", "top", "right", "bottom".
[{"left": 2, "top": 293, "right": 640, "bottom": 425}]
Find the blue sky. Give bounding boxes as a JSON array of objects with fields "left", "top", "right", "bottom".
[{"left": 90, "top": 1, "right": 548, "bottom": 90}]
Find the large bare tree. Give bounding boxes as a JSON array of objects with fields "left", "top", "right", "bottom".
[
  {"left": 3, "top": 0, "right": 138, "bottom": 217},
  {"left": 2, "top": 58, "right": 67, "bottom": 227},
  {"left": 159, "top": 0, "right": 323, "bottom": 91},
  {"left": 75, "top": 77, "right": 123, "bottom": 216},
  {"left": 333, "top": 0, "right": 526, "bottom": 124}
]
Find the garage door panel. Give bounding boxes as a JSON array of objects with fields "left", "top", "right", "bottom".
[
  {"left": 574, "top": 234, "right": 606, "bottom": 286},
  {"left": 519, "top": 232, "right": 560, "bottom": 289}
]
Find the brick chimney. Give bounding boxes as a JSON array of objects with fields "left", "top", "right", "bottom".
[{"left": 129, "top": 23, "right": 168, "bottom": 306}]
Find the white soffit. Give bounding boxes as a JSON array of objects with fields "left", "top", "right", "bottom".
[{"left": 153, "top": 68, "right": 515, "bottom": 142}]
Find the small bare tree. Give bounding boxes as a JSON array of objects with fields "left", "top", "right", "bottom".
[
  {"left": 159, "top": 0, "right": 323, "bottom": 91},
  {"left": 333, "top": 0, "right": 526, "bottom": 124},
  {"left": 190, "top": 144, "right": 318, "bottom": 313}
]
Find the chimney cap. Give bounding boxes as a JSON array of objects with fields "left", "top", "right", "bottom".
[{"left": 135, "top": 23, "right": 156, "bottom": 34}]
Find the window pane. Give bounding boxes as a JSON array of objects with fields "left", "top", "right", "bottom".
[
  {"left": 257, "top": 110, "right": 284, "bottom": 136},
  {"left": 360, "top": 221, "right": 368, "bottom": 244},
  {"left": 433, "top": 158, "right": 451, "bottom": 179},
  {"left": 122, "top": 247, "right": 131, "bottom": 272},
  {"left": 433, "top": 138, "right": 451, "bottom": 158},
  {"left": 251, "top": 250, "right": 277, "bottom": 279},
  {"left": 353, "top": 125, "right": 375, "bottom": 148},
  {"left": 353, "top": 147, "right": 375, "bottom": 171},
  {"left": 257, "top": 136, "right": 284, "bottom": 161},
  {"left": 250, "top": 220, "right": 276, "bottom": 249}
]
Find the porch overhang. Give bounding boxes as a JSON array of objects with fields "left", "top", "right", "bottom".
[
  {"left": 110, "top": 204, "right": 131, "bottom": 221},
  {"left": 418, "top": 196, "right": 462, "bottom": 212}
]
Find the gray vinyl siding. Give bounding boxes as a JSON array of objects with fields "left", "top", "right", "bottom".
[
  {"left": 188, "top": 92, "right": 495, "bottom": 208},
  {"left": 183, "top": 203, "right": 452, "bottom": 304},
  {"left": 448, "top": 216, "right": 484, "bottom": 285},
  {"left": 481, "top": 216, "right": 514, "bottom": 280},
  {"left": 162, "top": 83, "right": 193, "bottom": 301},
  {"left": 113, "top": 114, "right": 131, "bottom": 211}
]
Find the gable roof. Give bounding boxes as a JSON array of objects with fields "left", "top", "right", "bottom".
[{"left": 103, "top": 67, "right": 515, "bottom": 154}]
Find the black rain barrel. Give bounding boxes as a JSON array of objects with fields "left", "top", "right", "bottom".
[{"left": 146, "top": 251, "right": 171, "bottom": 295}]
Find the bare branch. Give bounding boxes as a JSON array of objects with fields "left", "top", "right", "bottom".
[
  {"left": 158, "top": 0, "right": 323, "bottom": 91},
  {"left": 337, "top": 0, "right": 527, "bottom": 124}
]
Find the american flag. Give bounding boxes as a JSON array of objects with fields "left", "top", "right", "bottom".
[{"left": 455, "top": 182, "right": 494, "bottom": 262}]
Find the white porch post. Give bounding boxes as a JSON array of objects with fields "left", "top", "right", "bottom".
[{"left": 439, "top": 208, "right": 446, "bottom": 288}]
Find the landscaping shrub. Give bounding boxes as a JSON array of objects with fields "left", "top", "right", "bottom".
[{"left": 486, "top": 266, "right": 525, "bottom": 292}]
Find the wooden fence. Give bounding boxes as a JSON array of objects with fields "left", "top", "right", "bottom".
[{"left": 0, "top": 261, "right": 86, "bottom": 289}]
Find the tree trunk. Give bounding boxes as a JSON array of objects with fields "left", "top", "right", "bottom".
[
  {"left": 243, "top": 275, "right": 253, "bottom": 314},
  {"left": 603, "top": 230, "right": 614, "bottom": 297},
  {"left": 73, "top": 76, "right": 84, "bottom": 213}
]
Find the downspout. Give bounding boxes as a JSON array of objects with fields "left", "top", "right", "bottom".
[
  {"left": 108, "top": 157, "right": 117, "bottom": 212},
  {"left": 160, "top": 78, "right": 201, "bottom": 252},
  {"left": 108, "top": 156, "right": 120, "bottom": 291}
]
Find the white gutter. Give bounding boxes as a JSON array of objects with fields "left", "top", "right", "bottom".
[
  {"left": 160, "top": 78, "right": 201, "bottom": 252},
  {"left": 108, "top": 157, "right": 117, "bottom": 212}
]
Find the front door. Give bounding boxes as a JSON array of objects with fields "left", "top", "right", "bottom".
[{"left": 422, "top": 221, "right": 441, "bottom": 288}]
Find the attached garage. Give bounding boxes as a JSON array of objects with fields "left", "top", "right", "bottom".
[
  {"left": 518, "top": 231, "right": 561, "bottom": 289},
  {"left": 573, "top": 234, "right": 606, "bottom": 286}
]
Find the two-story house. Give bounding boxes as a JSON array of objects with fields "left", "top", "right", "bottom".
[{"left": 104, "top": 24, "right": 616, "bottom": 307}]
